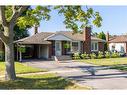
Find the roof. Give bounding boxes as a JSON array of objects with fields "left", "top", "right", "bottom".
[
  {"left": 109, "top": 35, "right": 127, "bottom": 43},
  {"left": 15, "top": 31, "right": 105, "bottom": 44},
  {"left": 15, "top": 32, "right": 54, "bottom": 44},
  {"left": 51, "top": 31, "right": 106, "bottom": 42}
]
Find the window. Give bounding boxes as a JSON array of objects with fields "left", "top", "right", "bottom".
[
  {"left": 91, "top": 42, "right": 98, "bottom": 51},
  {"left": 71, "top": 42, "right": 80, "bottom": 53},
  {"left": 56, "top": 42, "right": 60, "bottom": 50}
]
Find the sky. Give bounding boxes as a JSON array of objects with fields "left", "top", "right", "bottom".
[{"left": 29, "top": 6, "right": 127, "bottom": 36}]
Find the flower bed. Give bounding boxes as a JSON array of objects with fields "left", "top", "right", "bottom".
[{"left": 72, "top": 51, "right": 121, "bottom": 60}]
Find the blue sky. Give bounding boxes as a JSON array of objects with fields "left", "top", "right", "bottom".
[{"left": 29, "top": 6, "right": 127, "bottom": 35}]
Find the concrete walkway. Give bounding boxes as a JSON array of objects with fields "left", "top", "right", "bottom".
[{"left": 24, "top": 60, "right": 127, "bottom": 89}]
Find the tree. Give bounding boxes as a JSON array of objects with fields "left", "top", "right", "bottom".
[
  {"left": 0, "top": 6, "right": 102, "bottom": 80},
  {"left": 97, "top": 31, "right": 107, "bottom": 51},
  {"left": 0, "top": 6, "right": 51, "bottom": 80},
  {"left": 14, "top": 25, "right": 29, "bottom": 40},
  {"left": 97, "top": 31, "right": 106, "bottom": 40}
]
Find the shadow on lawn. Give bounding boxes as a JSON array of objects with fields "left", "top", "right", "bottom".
[
  {"left": 0, "top": 76, "right": 74, "bottom": 89},
  {"left": 66, "top": 72, "right": 127, "bottom": 81}
]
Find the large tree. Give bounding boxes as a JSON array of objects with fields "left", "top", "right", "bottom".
[{"left": 0, "top": 6, "right": 102, "bottom": 80}]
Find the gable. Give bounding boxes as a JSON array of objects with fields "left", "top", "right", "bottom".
[{"left": 46, "top": 34, "right": 72, "bottom": 41}]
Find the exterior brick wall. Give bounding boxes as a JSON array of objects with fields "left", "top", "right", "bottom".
[
  {"left": 62, "top": 41, "right": 66, "bottom": 55},
  {"left": 48, "top": 44, "right": 52, "bottom": 58},
  {"left": 98, "top": 42, "right": 104, "bottom": 52},
  {"left": 48, "top": 40, "right": 55, "bottom": 58}
]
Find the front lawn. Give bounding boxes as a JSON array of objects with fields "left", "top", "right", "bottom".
[
  {"left": 80, "top": 57, "right": 127, "bottom": 71},
  {"left": 80, "top": 57, "right": 127, "bottom": 66},
  {"left": 0, "top": 62, "right": 44, "bottom": 75},
  {"left": 0, "top": 73, "right": 90, "bottom": 89}
]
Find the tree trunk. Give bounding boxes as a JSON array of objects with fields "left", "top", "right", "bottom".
[
  {"left": 4, "top": 26, "right": 16, "bottom": 80},
  {"left": 4, "top": 42, "right": 16, "bottom": 80}
]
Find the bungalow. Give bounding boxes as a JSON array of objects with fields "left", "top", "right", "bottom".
[
  {"left": 107, "top": 33, "right": 127, "bottom": 55},
  {"left": 15, "top": 27, "right": 106, "bottom": 60},
  {"left": 0, "top": 27, "right": 106, "bottom": 60}
]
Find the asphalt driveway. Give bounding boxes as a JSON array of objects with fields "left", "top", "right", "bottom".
[{"left": 24, "top": 60, "right": 127, "bottom": 89}]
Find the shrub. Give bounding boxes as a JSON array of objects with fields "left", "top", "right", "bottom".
[
  {"left": 111, "top": 52, "right": 120, "bottom": 58},
  {"left": 81, "top": 52, "right": 89, "bottom": 59},
  {"left": 18, "top": 46, "right": 26, "bottom": 53},
  {"left": 73, "top": 52, "right": 80, "bottom": 60},
  {"left": 90, "top": 53, "right": 96, "bottom": 59},
  {"left": 98, "top": 51, "right": 104, "bottom": 59},
  {"left": 105, "top": 51, "right": 111, "bottom": 58}
]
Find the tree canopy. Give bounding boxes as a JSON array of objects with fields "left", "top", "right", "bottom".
[
  {"left": 1, "top": 6, "right": 102, "bottom": 33},
  {"left": 97, "top": 31, "right": 106, "bottom": 40}
]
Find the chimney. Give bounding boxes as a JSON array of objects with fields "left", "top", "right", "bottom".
[
  {"left": 106, "top": 32, "right": 109, "bottom": 42},
  {"left": 83, "top": 27, "right": 91, "bottom": 54},
  {"left": 34, "top": 25, "right": 38, "bottom": 34}
]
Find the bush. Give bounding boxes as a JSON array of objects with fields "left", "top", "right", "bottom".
[
  {"left": 98, "top": 51, "right": 104, "bottom": 59},
  {"left": 90, "top": 53, "right": 96, "bottom": 59},
  {"left": 111, "top": 52, "right": 120, "bottom": 58},
  {"left": 105, "top": 51, "right": 111, "bottom": 58},
  {"left": 73, "top": 52, "right": 80, "bottom": 60},
  {"left": 81, "top": 52, "right": 89, "bottom": 59}
]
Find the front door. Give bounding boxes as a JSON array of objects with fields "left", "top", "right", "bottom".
[{"left": 55, "top": 41, "right": 61, "bottom": 56}]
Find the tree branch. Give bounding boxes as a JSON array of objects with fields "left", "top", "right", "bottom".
[
  {"left": 0, "top": 6, "right": 8, "bottom": 27},
  {"left": 0, "top": 31, "right": 7, "bottom": 43},
  {"left": 10, "top": 6, "right": 28, "bottom": 24},
  {"left": 86, "top": 6, "right": 96, "bottom": 19}
]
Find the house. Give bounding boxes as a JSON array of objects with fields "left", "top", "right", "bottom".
[
  {"left": 107, "top": 33, "right": 127, "bottom": 55},
  {"left": 0, "top": 27, "right": 106, "bottom": 61},
  {"left": 14, "top": 27, "right": 106, "bottom": 60}
]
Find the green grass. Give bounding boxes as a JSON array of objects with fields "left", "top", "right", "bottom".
[
  {"left": 80, "top": 57, "right": 127, "bottom": 71},
  {"left": 110, "top": 65, "right": 127, "bottom": 71},
  {"left": 0, "top": 74, "right": 90, "bottom": 89},
  {"left": 80, "top": 57, "right": 127, "bottom": 66},
  {"left": 0, "top": 62, "right": 44, "bottom": 75}
]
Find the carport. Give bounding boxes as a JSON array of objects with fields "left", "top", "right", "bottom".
[{"left": 14, "top": 34, "right": 52, "bottom": 61}]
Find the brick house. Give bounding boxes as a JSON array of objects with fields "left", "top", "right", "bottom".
[
  {"left": 15, "top": 27, "right": 106, "bottom": 60},
  {"left": 0, "top": 27, "right": 106, "bottom": 60}
]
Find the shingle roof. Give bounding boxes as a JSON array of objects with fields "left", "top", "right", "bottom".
[
  {"left": 54, "top": 31, "right": 106, "bottom": 42},
  {"left": 15, "top": 32, "right": 54, "bottom": 44},
  {"left": 109, "top": 35, "right": 127, "bottom": 43},
  {"left": 15, "top": 31, "right": 105, "bottom": 44}
]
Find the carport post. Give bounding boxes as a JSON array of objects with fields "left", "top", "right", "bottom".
[{"left": 19, "top": 48, "right": 22, "bottom": 62}]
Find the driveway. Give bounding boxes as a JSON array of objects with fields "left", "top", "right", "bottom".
[{"left": 24, "top": 60, "right": 127, "bottom": 89}]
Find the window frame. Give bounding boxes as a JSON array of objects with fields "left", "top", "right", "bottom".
[
  {"left": 91, "top": 41, "right": 98, "bottom": 51},
  {"left": 71, "top": 41, "right": 80, "bottom": 53}
]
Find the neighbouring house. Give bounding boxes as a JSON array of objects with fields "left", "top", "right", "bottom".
[
  {"left": 107, "top": 32, "right": 127, "bottom": 55},
  {"left": 14, "top": 27, "right": 106, "bottom": 60}
]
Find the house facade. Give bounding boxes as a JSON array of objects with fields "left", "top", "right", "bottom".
[
  {"left": 15, "top": 27, "right": 106, "bottom": 60},
  {"left": 0, "top": 27, "right": 106, "bottom": 60},
  {"left": 107, "top": 33, "right": 127, "bottom": 55}
]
